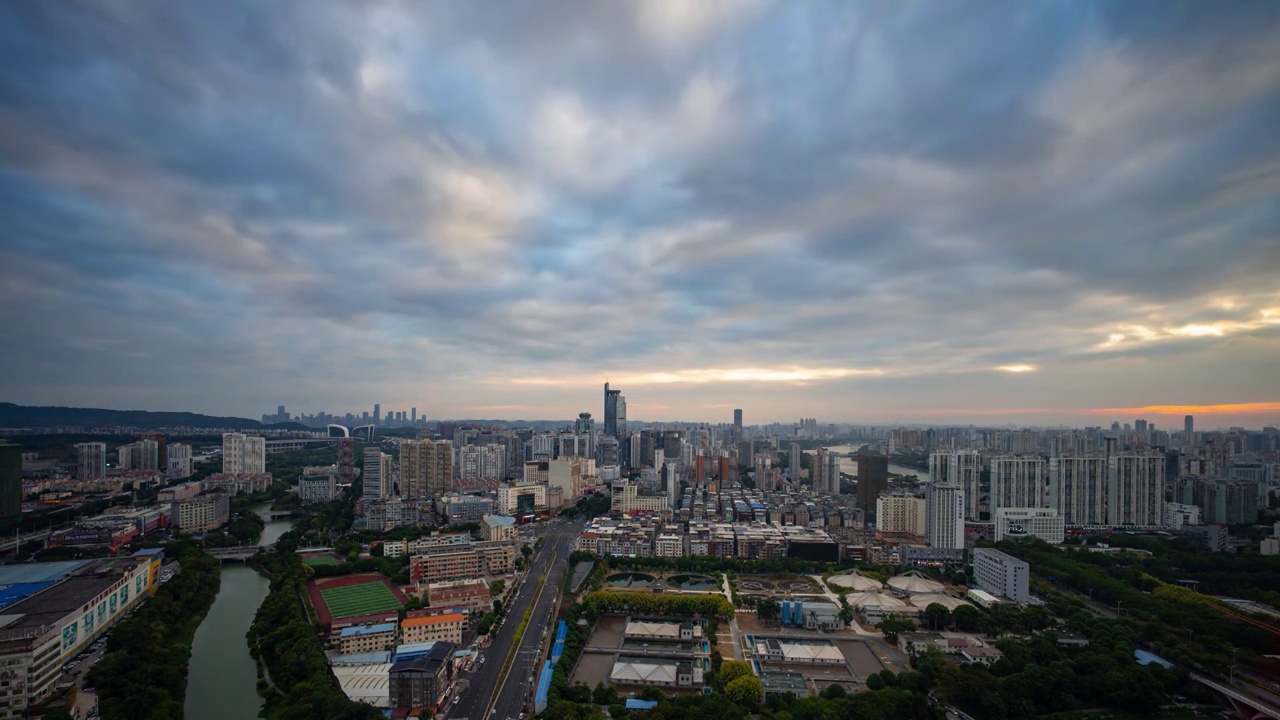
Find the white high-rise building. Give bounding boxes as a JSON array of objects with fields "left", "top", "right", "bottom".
[
  {"left": 1049, "top": 454, "right": 1107, "bottom": 527},
  {"left": 926, "top": 483, "right": 966, "bottom": 549},
  {"left": 876, "top": 494, "right": 928, "bottom": 539},
  {"left": 1107, "top": 450, "right": 1165, "bottom": 528},
  {"left": 548, "top": 456, "right": 584, "bottom": 500},
  {"left": 76, "top": 442, "right": 106, "bottom": 480},
  {"left": 930, "top": 449, "right": 981, "bottom": 520},
  {"left": 362, "top": 448, "right": 392, "bottom": 501},
  {"left": 458, "top": 445, "right": 482, "bottom": 482},
  {"left": 221, "top": 433, "right": 266, "bottom": 475},
  {"left": 991, "top": 455, "right": 1047, "bottom": 513},
  {"left": 665, "top": 462, "right": 680, "bottom": 509},
  {"left": 167, "top": 443, "right": 193, "bottom": 479}
]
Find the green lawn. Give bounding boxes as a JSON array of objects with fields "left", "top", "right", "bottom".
[
  {"left": 304, "top": 556, "right": 338, "bottom": 567},
  {"left": 319, "top": 581, "right": 402, "bottom": 618}
]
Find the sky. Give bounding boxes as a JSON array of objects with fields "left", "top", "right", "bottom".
[{"left": 1, "top": 1, "right": 1279, "bottom": 429}]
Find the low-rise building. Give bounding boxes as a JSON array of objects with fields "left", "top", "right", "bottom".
[
  {"left": 338, "top": 622, "right": 397, "bottom": 655},
  {"left": 299, "top": 467, "right": 338, "bottom": 504},
  {"left": 203, "top": 473, "right": 272, "bottom": 495},
  {"left": 424, "top": 580, "right": 492, "bottom": 614},
  {"left": 158, "top": 480, "right": 203, "bottom": 502},
  {"left": 610, "top": 657, "right": 702, "bottom": 688},
  {"left": 994, "top": 508, "right": 1064, "bottom": 544},
  {"left": 481, "top": 514, "right": 517, "bottom": 542},
  {"left": 389, "top": 642, "right": 455, "bottom": 713},
  {"left": 411, "top": 549, "right": 484, "bottom": 584},
  {"left": 174, "top": 492, "right": 231, "bottom": 533},
  {"left": 401, "top": 613, "right": 464, "bottom": 645},
  {"left": 435, "top": 493, "right": 494, "bottom": 523},
  {"left": 972, "top": 548, "right": 1029, "bottom": 603}
]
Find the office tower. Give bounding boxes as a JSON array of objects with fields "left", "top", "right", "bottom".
[
  {"left": 733, "top": 409, "right": 743, "bottom": 440},
  {"left": 549, "top": 456, "right": 585, "bottom": 500},
  {"left": 856, "top": 451, "right": 889, "bottom": 519},
  {"left": 221, "top": 433, "right": 266, "bottom": 475},
  {"left": 665, "top": 462, "right": 680, "bottom": 509},
  {"left": 363, "top": 447, "right": 391, "bottom": 500},
  {"left": 1184, "top": 415, "right": 1194, "bottom": 441},
  {"left": 411, "top": 408, "right": 417, "bottom": 424},
  {"left": 1107, "top": 450, "right": 1165, "bottom": 527},
  {"left": 1049, "top": 454, "right": 1107, "bottom": 526},
  {"left": 337, "top": 438, "right": 356, "bottom": 485},
  {"left": 374, "top": 403, "right": 382, "bottom": 426},
  {"left": 628, "top": 433, "right": 642, "bottom": 469},
  {"left": 991, "top": 455, "right": 1047, "bottom": 513},
  {"left": 76, "top": 442, "right": 107, "bottom": 480},
  {"left": 277, "top": 405, "right": 286, "bottom": 421},
  {"left": 926, "top": 482, "right": 965, "bottom": 549},
  {"left": 0, "top": 442, "right": 21, "bottom": 529},
  {"left": 139, "top": 432, "right": 167, "bottom": 468},
  {"left": 575, "top": 412, "right": 596, "bottom": 460},
  {"left": 604, "top": 383, "right": 626, "bottom": 439},
  {"left": 789, "top": 442, "right": 801, "bottom": 484},
  {"left": 929, "top": 449, "right": 982, "bottom": 520}
]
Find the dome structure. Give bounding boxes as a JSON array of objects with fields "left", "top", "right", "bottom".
[
  {"left": 827, "top": 573, "right": 883, "bottom": 592},
  {"left": 909, "top": 594, "right": 972, "bottom": 611},
  {"left": 887, "top": 571, "right": 945, "bottom": 595},
  {"left": 847, "top": 592, "right": 908, "bottom": 610}
]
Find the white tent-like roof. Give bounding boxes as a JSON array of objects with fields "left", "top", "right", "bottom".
[
  {"left": 611, "top": 659, "right": 679, "bottom": 685},
  {"left": 887, "top": 572, "right": 945, "bottom": 595},
  {"left": 827, "top": 573, "right": 883, "bottom": 591},
  {"left": 847, "top": 591, "right": 908, "bottom": 609}
]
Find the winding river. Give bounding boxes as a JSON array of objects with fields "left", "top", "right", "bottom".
[{"left": 184, "top": 503, "right": 293, "bottom": 720}]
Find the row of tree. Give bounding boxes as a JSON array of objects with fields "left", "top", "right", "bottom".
[
  {"left": 580, "top": 590, "right": 735, "bottom": 620},
  {"left": 84, "top": 547, "right": 221, "bottom": 720}
]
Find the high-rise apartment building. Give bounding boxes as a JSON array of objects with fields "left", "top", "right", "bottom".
[
  {"left": 400, "top": 439, "right": 453, "bottom": 498},
  {"left": 1107, "top": 450, "right": 1165, "bottom": 528},
  {"left": 362, "top": 448, "right": 393, "bottom": 501},
  {"left": 0, "top": 442, "right": 21, "bottom": 529},
  {"left": 1049, "top": 454, "right": 1107, "bottom": 527},
  {"left": 926, "top": 482, "right": 965, "bottom": 549},
  {"left": 788, "top": 442, "right": 801, "bottom": 484},
  {"left": 76, "top": 442, "right": 106, "bottom": 480},
  {"left": 856, "top": 451, "right": 889, "bottom": 519},
  {"left": 575, "top": 412, "right": 596, "bottom": 460},
  {"left": 119, "top": 439, "right": 161, "bottom": 471},
  {"left": 876, "top": 493, "right": 927, "bottom": 540},
  {"left": 930, "top": 449, "right": 982, "bottom": 520},
  {"left": 138, "top": 432, "right": 167, "bottom": 468},
  {"left": 811, "top": 448, "right": 841, "bottom": 494},
  {"left": 549, "top": 456, "right": 584, "bottom": 501},
  {"left": 221, "top": 433, "right": 266, "bottom": 475},
  {"left": 991, "top": 455, "right": 1046, "bottom": 513}
]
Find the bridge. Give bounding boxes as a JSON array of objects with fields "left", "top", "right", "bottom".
[
  {"left": 207, "top": 544, "right": 273, "bottom": 562},
  {"left": 0, "top": 529, "right": 53, "bottom": 553},
  {"left": 1191, "top": 673, "right": 1280, "bottom": 720}
]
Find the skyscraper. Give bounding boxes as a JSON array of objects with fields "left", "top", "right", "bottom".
[
  {"left": 604, "top": 383, "right": 625, "bottom": 438},
  {"left": 400, "top": 439, "right": 453, "bottom": 498},
  {"left": 789, "top": 442, "right": 801, "bottom": 484},
  {"left": 991, "top": 455, "right": 1047, "bottom": 513},
  {"left": 76, "top": 442, "right": 106, "bottom": 480},
  {"left": 411, "top": 407, "right": 417, "bottom": 424},
  {"left": 930, "top": 449, "right": 982, "bottom": 520},
  {"left": 0, "top": 442, "right": 21, "bottom": 529},
  {"left": 926, "top": 482, "right": 965, "bottom": 549},
  {"left": 362, "top": 447, "right": 390, "bottom": 500},
  {"left": 575, "top": 412, "right": 596, "bottom": 459},
  {"left": 1107, "top": 450, "right": 1165, "bottom": 528},
  {"left": 1184, "top": 415, "right": 1194, "bottom": 441},
  {"left": 1049, "top": 454, "right": 1107, "bottom": 526},
  {"left": 733, "top": 409, "right": 743, "bottom": 440},
  {"left": 812, "top": 448, "right": 841, "bottom": 494},
  {"left": 856, "top": 451, "right": 889, "bottom": 519},
  {"left": 374, "top": 403, "right": 381, "bottom": 426}
]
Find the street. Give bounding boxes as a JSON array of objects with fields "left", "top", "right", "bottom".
[{"left": 446, "top": 519, "right": 583, "bottom": 720}]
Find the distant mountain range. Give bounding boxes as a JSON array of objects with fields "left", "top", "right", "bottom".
[{"left": 0, "top": 402, "right": 306, "bottom": 431}]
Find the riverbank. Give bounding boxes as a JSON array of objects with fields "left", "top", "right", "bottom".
[{"left": 85, "top": 548, "right": 221, "bottom": 720}]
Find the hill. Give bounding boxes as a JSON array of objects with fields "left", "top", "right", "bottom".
[{"left": 0, "top": 402, "right": 281, "bottom": 430}]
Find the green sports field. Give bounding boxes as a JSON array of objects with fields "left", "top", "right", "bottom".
[
  {"left": 304, "top": 556, "right": 338, "bottom": 567},
  {"left": 319, "top": 580, "right": 402, "bottom": 618}
]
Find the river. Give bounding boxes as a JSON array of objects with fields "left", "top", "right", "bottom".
[
  {"left": 815, "top": 444, "right": 932, "bottom": 483},
  {"left": 184, "top": 502, "right": 293, "bottom": 720}
]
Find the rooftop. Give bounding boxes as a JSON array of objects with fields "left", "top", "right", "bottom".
[
  {"left": 402, "top": 613, "right": 464, "bottom": 628},
  {"left": 339, "top": 622, "right": 397, "bottom": 638}
]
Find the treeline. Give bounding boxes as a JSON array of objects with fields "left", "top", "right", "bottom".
[
  {"left": 604, "top": 553, "right": 859, "bottom": 575},
  {"left": 580, "top": 590, "right": 734, "bottom": 620},
  {"left": 85, "top": 549, "right": 221, "bottom": 720},
  {"left": 250, "top": 539, "right": 383, "bottom": 720}
]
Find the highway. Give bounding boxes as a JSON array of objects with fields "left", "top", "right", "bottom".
[{"left": 447, "top": 518, "right": 583, "bottom": 720}]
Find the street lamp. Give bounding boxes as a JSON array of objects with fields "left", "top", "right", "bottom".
[{"left": 1229, "top": 664, "right": 1238, "bottom": 685}]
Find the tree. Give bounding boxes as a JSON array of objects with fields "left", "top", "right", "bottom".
[
  {"left": 638, "top": 686, "right": 665, "bottom": 702},
  {"left": 952, "top": 604, "right": 980, "bottom": 632},
  {"left": 717, "top": 660, "right": 753, "bottom": 687},
  {"left": 866, "top": 673, "right": 886, "bottom": 691},
  {"left": 592, "top": 681, "right": 618, "bottom": 705},
  {"left": 522, "top": 544, "right": 534, "bottom": 557},
  {"left": 757, "top": 597, "right": 781, "bottom": 621},
  {"left": 877, "top": 614, "right": 915, "bottom": 644},
  {"left": 819, "top": 683, "right": 847, "bottom": 699},
  {"left": 725, "top": 675, "right": 762, "bottom": 707},
  {"left": 878, "top": 669, "right": 899, "bottom": 686},
  {"left": 922, "top": 603, "right": 952, "bottom": 632}
]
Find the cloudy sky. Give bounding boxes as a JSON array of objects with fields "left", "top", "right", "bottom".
[{"left": 2, "top": 1, "right": 1279, "bottom": 428}]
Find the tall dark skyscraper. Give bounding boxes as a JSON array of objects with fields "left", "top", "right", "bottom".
[
  {"left": 1184, "top": 414, "right": 1194, "bottom": 440},
  {"left": 374, "top": 403, "right": 381, "bottom": 426},
  {"left": 857, "top": 450, "right": 889, "bottom": 521},
  {"left": 733, "top": 408, "right": 743, "bottom": 432},
  {"left": 0, "top": 442, "right": 21, "bottom": 530},
  {"left": 604, "top": 383, "right": 625, "bottom": 438}
]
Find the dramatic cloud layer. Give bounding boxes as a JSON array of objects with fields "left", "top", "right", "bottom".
[{"left": 2, "top": 1, "right": 1278, "bottom": 426}]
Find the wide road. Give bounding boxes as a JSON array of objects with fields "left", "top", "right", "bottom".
[{"left": 447, "top": 518, "right": 583, "bottom": 720}]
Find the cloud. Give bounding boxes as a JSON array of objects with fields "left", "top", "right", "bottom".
[{"left": 1, "top": 1, "right": 1278, "bottom": 424}]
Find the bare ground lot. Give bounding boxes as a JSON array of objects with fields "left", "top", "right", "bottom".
[
  {"left": 834, "top": 638, "right": 890, "bottom": 679},
  {"left": 570, "top": 650, "right": 616, "bottom": 687},
  {"left": 586, "top": 615, "right": 626, "bottom": 649}
]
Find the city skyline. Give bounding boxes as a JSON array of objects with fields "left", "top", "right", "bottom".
[{"left": 2, "top": 3, "right": 1279, "bottom": 426}]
